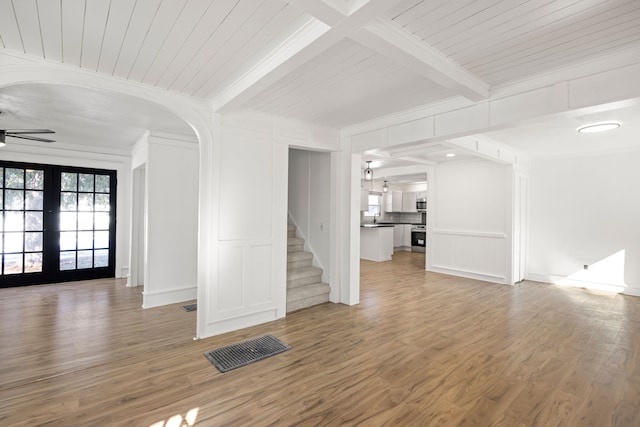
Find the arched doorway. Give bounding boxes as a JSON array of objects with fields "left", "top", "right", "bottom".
[{"left": 0, "top": 82, "right": 199, "bottom": 302}]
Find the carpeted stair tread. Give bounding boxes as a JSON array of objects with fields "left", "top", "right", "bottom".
[
  {"left": 285, "top": 224, "right": 330, "bottom": 312},
  {"left": 287, "top": 266, "right": 322, "bottom": 281},
  {"left": 287, "top": 239, "right": 304, "bottom": 253},
  {"left": 286, "top": 282, "right": 330, "bottom": 302},
  {"left": 287, "top": 251, "right": 313, "bottom": 262},
  {"left": 286, "top": 294, "right": 330, "bottom": 312}
]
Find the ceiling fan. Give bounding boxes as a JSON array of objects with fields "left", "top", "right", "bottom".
[{"left": 0, "top": 129, "right": 56, "bottom": 146}]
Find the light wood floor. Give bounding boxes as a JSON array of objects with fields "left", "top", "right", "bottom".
[{"left": 1, "top": 252, "right": 639, "bottom": 426}]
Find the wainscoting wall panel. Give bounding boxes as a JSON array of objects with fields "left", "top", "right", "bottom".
[{"left": 430, "top": 230, "right": 507, "bottom": 283}]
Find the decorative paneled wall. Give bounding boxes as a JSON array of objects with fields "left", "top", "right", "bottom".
[
  {"left": 202, "top": 128, "right": 288, "bottom": 336},
  {"left": 431, "top": 231, "right": 507, "bottom": 283},
  {"left": 197, "top": 113, "right": 340, "bottom": 338},
  {"left": 429, "top": 159, "right": 510, "bottom": 284}
]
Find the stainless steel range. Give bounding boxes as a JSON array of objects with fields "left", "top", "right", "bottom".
[{"left": 411, "top": 225, "right": 426, "bottom": 253}]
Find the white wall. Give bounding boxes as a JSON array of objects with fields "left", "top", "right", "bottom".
[
  {"left": 197, "top": 119, "right": 289, "bottom": 337},
  {"left": 288, "top": 149, "right": 311, "bottom": 235},
  {"left": 142, "top": 134, "right": 199, "bottom": 307},
  {"left": 429, "top": 160, "right": 510, "bottom": 283},
  {"left": 528, "top": 150, "right": 640, "bottom": 295},
  {"left": 288, "top": 149, "right": 331, "bottom": 282},
  {"left": 197, "top": 112, "right": 343, "bottom": 338}
]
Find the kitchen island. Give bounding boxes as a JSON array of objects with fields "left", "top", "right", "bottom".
[{"left": 360, "top": 224, "right": 394, "bottom": 261}]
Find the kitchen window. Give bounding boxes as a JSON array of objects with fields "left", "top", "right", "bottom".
[{"left": 364, "top": 194, "right": 381, "bottom": 217}]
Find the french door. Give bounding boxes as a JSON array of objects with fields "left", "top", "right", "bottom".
[{"left": 0, "top": 161, "right": 116, "bottom": 287}]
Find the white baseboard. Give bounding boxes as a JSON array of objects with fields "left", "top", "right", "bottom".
[
  {"left": 526, "top": 273, "right": 556, "bottom": 284},
  {"left": 527, "top": 273, "right": 635, "bottom": 295},
  {"left": 624, "top": 287, "right": 640, "bottom": 297},
  {"left": 142, "top": 286, "right": 197, "bottom": 308},
  {"left": 197, "top": 308, "right": 281, "bottom": 339},
  {"left": 429, "top": 265, "right": 507, "bottom": 285}
]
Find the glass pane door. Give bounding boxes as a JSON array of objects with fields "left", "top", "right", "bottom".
[
  {"left": 59, "top": 172, "right": 112, "bottom": 272},
  {"left": 1, "top": 166, "right": 45, "bottom": 276},
  {"left": 0, "top": 161, "right": 116, "bottom": 287}
]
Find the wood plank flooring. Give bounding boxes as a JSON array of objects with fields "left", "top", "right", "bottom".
[{"left": 1, "top": 252, "right": 640, "bottom": 426}]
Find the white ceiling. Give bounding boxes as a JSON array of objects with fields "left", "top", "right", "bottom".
[
  {"left": 484, "top": 103, "right": 640, "bottom": 158},
  {"left": 391, "top": 0, "right": 640, "bottom": 86},
  {"left": 0, "top": 83, "right": 195, "bottom": 152},
  {"left": 1, "top": 0, "right": 639, "bottom": 160}
]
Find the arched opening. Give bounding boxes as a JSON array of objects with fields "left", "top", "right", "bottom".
[{"left": 0, "top": 82, "right": 200, "bottom": 307}]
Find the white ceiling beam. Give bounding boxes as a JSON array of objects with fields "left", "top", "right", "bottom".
[
  {"left": 214, "top": 0, "right": 484, "bottom": 113},
  {"left": 394, "top": 155, "right": 436, "bottom": 166},
  {"left": 447, "top": 135, "right": 530, "bottom": 166},
  {"left": 214, "top": 0, "right": 407, "bottom": 113},
  {"left": 376, "top": 164, "right": 429, "bottom": 178},
  {"left": 387, "top": 141, "right": 451, "bottom": 158},
  {"left": 287, "top": 0, "right": 346, "bottom": 26},
  {"left": 352, "top": 18, "right": 489, "bottom": 102},
  {"left": 212, "top": 18, "right": 335, "bottom": 112},
  {"left": 363, "top": 148, "right": 392, "bottom": 158},
  {"left": 334, "top": 0, "right": 406, "bottom": 35}
]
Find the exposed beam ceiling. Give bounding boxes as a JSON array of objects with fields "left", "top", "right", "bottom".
[
  {"left": 216, "top": 0, "right": 489, "bottom": 112},
  {"left": 1, "top": 0, "right": 640, "bottom": 157}
]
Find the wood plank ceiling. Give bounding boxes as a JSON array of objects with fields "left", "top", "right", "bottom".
[
  {"left": 0, "top": 0, "right": 305, "bottom": 99},
  {"left": 390, "top": 0, "right": 640, "bottom": 86},
  {"left": 0, "top": 0, "right": 639, "bottom": 128}
]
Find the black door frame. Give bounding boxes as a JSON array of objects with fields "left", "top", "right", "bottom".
[{"left": 1, "top": 160, "right": 117, "bottom": 288}]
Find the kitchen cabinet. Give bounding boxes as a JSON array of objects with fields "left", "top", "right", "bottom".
[
  {"left": 402, "top": 191, "right": 417, "bottom": 212},
  {"left": 393, "top": 225, "right": 404, "bottom": 249},
  {"left": 360, "top": 226, "right": 394, "bottom": 261},
  {"left": 404, "top": 225, "right": 412, "bottom": 248},
  {"left": 393, "top": 224, "right": 413, "bottom": 251},
  {"left": 417, "top": 191, "right": 427, "bottom": 200},
  {"left": 385, "top": 190, "right": 403, "bottom": 212}
]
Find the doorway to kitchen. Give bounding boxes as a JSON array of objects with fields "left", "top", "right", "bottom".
[{"left": 0, "top": 161, "right": 116, "bottom": 287}]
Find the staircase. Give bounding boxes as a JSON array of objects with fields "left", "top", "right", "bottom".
[{"left": 287, "top": 224, "right": 330, "bottom": 312}]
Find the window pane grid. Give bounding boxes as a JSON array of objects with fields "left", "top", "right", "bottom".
[
  {"left": 59, "top": 172, "right": 111, "bottom": 271},
  {"left": 1, "top": 167, "right": 44, "bottom": 275}
]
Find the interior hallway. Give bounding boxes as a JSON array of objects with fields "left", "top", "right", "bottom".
[{"left": 1, "top": 253, "right": 639, "bottom": 425}]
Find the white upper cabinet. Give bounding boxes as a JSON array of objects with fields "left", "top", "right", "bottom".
[
  {"left": 402, "top": 191, "right": 417, "bottom": 212},
  {"left": 393, "top": 191, "right": 403, "bottom": 212},
  {"left": 385, "top": 190, "right": 403, "bottom": 212}
]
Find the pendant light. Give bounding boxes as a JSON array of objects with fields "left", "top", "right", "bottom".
[
  {"left": 382, "top": 180, "right": 389, "bottom": 192},
  {"left": 364, "top": 161, "right": 373, "bottom": 181}
]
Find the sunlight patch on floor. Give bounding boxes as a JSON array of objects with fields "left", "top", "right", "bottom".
[{"left": 149, "top": 407, "right": 199, "bottom": 427}]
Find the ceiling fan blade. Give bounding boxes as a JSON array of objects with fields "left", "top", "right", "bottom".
[
  {"left": 8, "top": 134, "right": 56, "bottom": 143},
  {"left": 4, "top": 129, "right": 55, "bottom": 134}
]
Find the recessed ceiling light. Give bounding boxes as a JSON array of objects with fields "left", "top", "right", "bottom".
[
  {"left": 577, "top": 122, "right": 621, "bottom": 133},
  {"left": 445, "top": 153, "right": 456, "bottom": 157}
]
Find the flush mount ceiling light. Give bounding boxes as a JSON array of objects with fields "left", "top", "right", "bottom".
[
  {"left": 382, "top": 180, "right": 389, "bottom": 192},
  {"left": 446, "top": 153, "right": 456, "bottom": 157},
  {"left": 577, "top": 122, "right": 621, "bottom": 133},
  {"left": 364, "top": 161, "right": 373, "bottom": 181}
]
